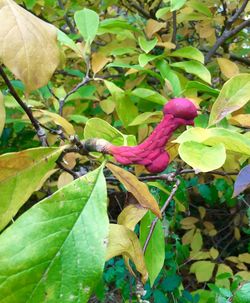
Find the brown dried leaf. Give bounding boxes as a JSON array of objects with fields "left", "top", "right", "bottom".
[{"left": 145, "top": 19, "right": 166, "bottom": 39}]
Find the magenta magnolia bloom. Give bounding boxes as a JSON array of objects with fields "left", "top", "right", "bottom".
[{"left": 108, "top": 98, "right": 198, "bottom": 173}]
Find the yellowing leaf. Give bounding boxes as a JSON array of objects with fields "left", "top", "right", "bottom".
[
  {"left": 236, "top": 271, "right": 250, "bottom": 281},
  {"left": 117, "top": 204, "right": 148, "bottom": 231},
  {"left": 145, "top": 19, "right": 166, "bottom": 38},
  {"left": 182, "top": 228, "right": 195, "bottom": 245},
  {"left": 106, "top": 224, "right": 148, "bottom": 283},
  {"left": 57, "top": 172, "right": 74, "bottom": 189},
  {"left": 181, "top": 217, "right": 199, "bottom": 225},
  {"left": 190, "top": 251, "right": 210, "bottom": 260},
  {"left": 238, "top": 253, "right": 250, "bottom": 264},
  {"left": 0, "top": 91, "right": 5, "bottom": 136},
  {"left": 0, "top": 0, "right": 59, "bottom": 92},
  {"left": 217, "top": 58, "right": 239, "bottom": 78},
  {"left": 191, "top": 229, "right": 203, "bottom": 252},
  {"left": 91, "top": 52, "right": 111, "bottom": 74},
  {"left": 106, "top": 163, "right": 161, "bottom": 218},
  {"left": 209, "top": 247, "right": 219, "bottom": 259},
  {"left": 234, "top": 227, "right": 241, "bottom": 240},
  {"left": 230, "top": 114, "right": 250, "bottom": 128},
  {"left": 34, "top": 110, "right": 75, "bottom": 135},
  {"left": 198, "top": 206, "right": 206, "bottom": 219},
  {"left": 190, "top": 261, "right": 215, "bottom": 282}
]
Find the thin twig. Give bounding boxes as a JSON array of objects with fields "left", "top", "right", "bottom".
[
  {"left": 57, "top": 0, "right": 76, "bottom": 34},
  {"left": 143, "top": 178, "right": 180, "bottom": 253},
  {"left": 0, "top": 65, "right": 48, "bottom": 146},
  {"left": 171, "top": 11, "right": 177, "bottom": 45}
]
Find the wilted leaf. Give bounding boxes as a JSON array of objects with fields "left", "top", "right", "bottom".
[
  {"left": 190, "top": 261, "right": 215, "bottom": 282},
  {"left": 138, "top": 36, "right": 158, "bottom": 53},
  {"left": 233, "top": 165, "right": 250, "bottom": 197},
  {"left": 0, "top": 147, "right": 63, "bottom": 231},
  {"left": 0, "top": 165, "right": 109, "bottom": 303},
  {"left": 74, "top": 8, "right": 99, "bottom": 45},
  {"left": 171, "top": 60, "right": 211, "bottom": 84},
  {"left": 171, "top": 46, "right": 204, "bottom": 63},
  {"left": 209, "top": 74, "right": 250, "bottom": 126},
  {"left": 217, "top": 58, "right": 239, "bottom": 78},
  {"left": 106, "top": 224, "right": 148, "bottom": 283},
  {"left": 106, "top": 163, "right": 161, "bottom": 218},
  {"left": 0, "top": 91, "right": 5, "bottom": 136},
  {"left": 145, "top": 19, "right": 166, "bottom": 38},
  {"left": 117, "top": 204, "right": 148, "bottom": 231},
  {"left": 191, "top": 229, "right": 203, "bottom": 252},
  {"left": 140, "top": 212, "right": 165, "bottom": 286},
  {"left": 0, "top": 0, "right": 59, "bottom": 92},
  {"left": 34, "top": 110, "right": 75, "bottom": 135},
  {"left": 179, "top": 141, "right": 226, "bottom": 172}
]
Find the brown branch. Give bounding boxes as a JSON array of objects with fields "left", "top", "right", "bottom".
[
  {"left": 205, "top": 0, "right": 249, "bottom": 63},
  {"left": 0, "top": 65, "right": 48, "bottom": 146},
  {"left": 143, "top": 178, "right": 180, "bottom": 253},
  {"left": 171, "top": 11, "right": 177, "bottom": 45},
  {"left": 57, "top": 0, "right": 76, "bottom": 34}
]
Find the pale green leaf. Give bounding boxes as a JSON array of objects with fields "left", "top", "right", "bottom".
[
  {"left": 74, "top": 8, "right": 99, "bottom": 45},
  {"left": 179, "top": 142, "right": 226, "bottom": 172},
  {"left": 171, "top": 0, "right": 187, "bottom": 11},
  {"left": 131, "top": 88, "right": 167, "bottom": 105},
  {"left": 138, "top": 36, "right": 158, "bottom": 54},
  {"left": 140, "top": 212, "right": 165, "bottom": 286},
  {"left": 0, "top": 166, "right": 108, "bottom": 303},
  {"left": 209, "top": 74, "right": 250, "bottom": 126},
  {"left": 171, "top": 46, "right": 204, "bottom": 63},
  {"left": 138, "top": 54, "right": 160, "bottom": 67},
  {"left": 0, "top": 147, "right": 63, "bottom": 231},
  {"left": 171, "top": 60, "right": 211, "bottom": 84},
  {"left": 156, "top": 7, "right": 171, "bottom": 19},
  {"left": 129, "top": 111, "right": 162, "bottom": 126},
  {"left": 190, "top": 261, "right": 215, "bottom": 282},
  {"left": 57, "top": 30, "right": 82, "bottom": 57}
]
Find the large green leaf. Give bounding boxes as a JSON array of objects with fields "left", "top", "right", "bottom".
[
  {"left": 140, "top": 212, "right": 165, "bottom": 286},
  {"left": 171, "top": 46, "right": 204, "bottom": 63},
  {"left": 175, "top": 127, "right": 250, "bottom": 156},
  {"left": 179, "top": 142, "right": 226, "bottom": 172},
  {"left": 0, "top": 166, "right": 109, "bottom": 303},
  {"left": 74, "top": 8, "right": 99, "bottom": 45},
  {"left": 209, "top": 74, "right": 250, "bottom": 126},
  {"left": 0, "top": 147, "right": 63, "bottom": 231},
  {"left": 171, "top": 60, "right": 211, "bottom": 84}
]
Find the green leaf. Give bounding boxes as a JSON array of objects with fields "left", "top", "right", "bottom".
[
  {"left": 171, "top": 60, "right": 211, "bottom": 84},
  {"left": 175, "top": 127, "right": 250, "bottom": 156},
  {"left": 57, "top": 30, "right": 82, "bottom": 56},
  {"left": 156, "top": 60, "right": 182, "bottom": 96},
  {"left": 171, "top": 46, "right": 204, "bottom": 63},
  {"left": 138, "top": 36, "right": 158, "bottom": 54},
  {"left": 171, "top": 0, "right": 187, "bottom": 11},
  {"left": 0, "top": 147, "right": 63, "bottom": 231},
  {"left": 0, "top": 91, "right": 5, "bottom": 136},
  {"left": 179, "top": 142, "right": 226, "bottom": 172},
  {"left": 138, "top": 54, "right": 160, "bottom": 67},
  {"left": 156, "top": 7, "right": 171, "bottom": 19},
  {"left": 0, "top": 166, "right": 108, "bottom": 303},
  {"left": 84, "top": 118, "right": 136, "bottom": 146},
  {"left": 99, "top": 18, "right": 139, "bottom": 33},
  {"left": 188, "top": 0, "right": 212, "bottom": 17},
  {"left": 162, "top": 275, "right": 181, "bottom": 292},
  {"left": 131, "top": 88, "right": 167, "bottom": 105},
  {"left": 209, "top": 74, "right": 250, "bottom": 126},
  {"left": 185, "top": 81, "right": 219, "bottom": 97},
  {"left": 140, "top": 212, "right": 165, "bottom": 286},
  {"left": 129, "top": 111, "right": 162, "bottom": 126},
  {"left": 233, "top": 282, "right": 250, "bottom": 303},
  {"left": 190, "top": 261, "right": 215, "bottom": 282},
  {"left": 74, "top": 8, "right": 99, "bottom": 45}
]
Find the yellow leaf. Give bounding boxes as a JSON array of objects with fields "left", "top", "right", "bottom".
[
  {"left": 190, "top": 261, "right": 215, "bottom": 282},
  {"left": 203, "top": 221, "right": 215, "bottom": 231},
  {"left": 226, "top": 256, "right": 239, "bottom": 263},
  {"left": 236, "top": 262, "right": 248, "bottom": 271},
  {"left": 57, "top": 172, "right": 74, "bottom": 189},
  {"left": 198, "top": 206, "right": 206, "bottom": 219},
  {"left": 0, "top": 92, "right": 5, "bottom": 136},
  {"left": 106, "top": 163, "right": 161, "bottom": 218},
  {"left": 238, "top": 253, "right": 250, "bottom": 264},
  {"left": 208, "top": 229, "right": 217, "bottom": 237},
  {"left": 91, "top": 52, "right": 111, "bottom": 74},
  {"left": 181, "top": 217, "right": 199, "bottom": 225},
  {"left": 236, "top": 271, "right": 250, "bottom": 281},
  {"left": 217, "top": 58, "right": 239, "bottom": 79},
  {"left": 190, "top": 251, "right": 210, "bottom": 260},
  {"left": 191, "top": 229, "right": 203, "bottom": 252},
  {"left": 145, "top": 19, "right": 166, "bottom": 38},
  {"left": 117, "top": 204, "right": 148, "bottom": 231},
  {"left": 216, "top": 264, "right": 233, "bottom": 288},
  {"left": 106, "top": 224, "right": 148, "bottom": 284},
  {"left": 234, "top": 227, "right": 241, "bottom": 241},
  {"left": 209, "top": 247, "right": 219, "bottom": 259},
  {"left": 34, "top": 110, "right": 75, "bottom": 135},
  {"left": 182, "top": 228, "right": 195, "bottom": 245},
  {"left": 230, "top": 114, "right": 250, "bottom": 128},
  {"left": 0, "top": 0, "right": 59, "bottom": 92}
]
